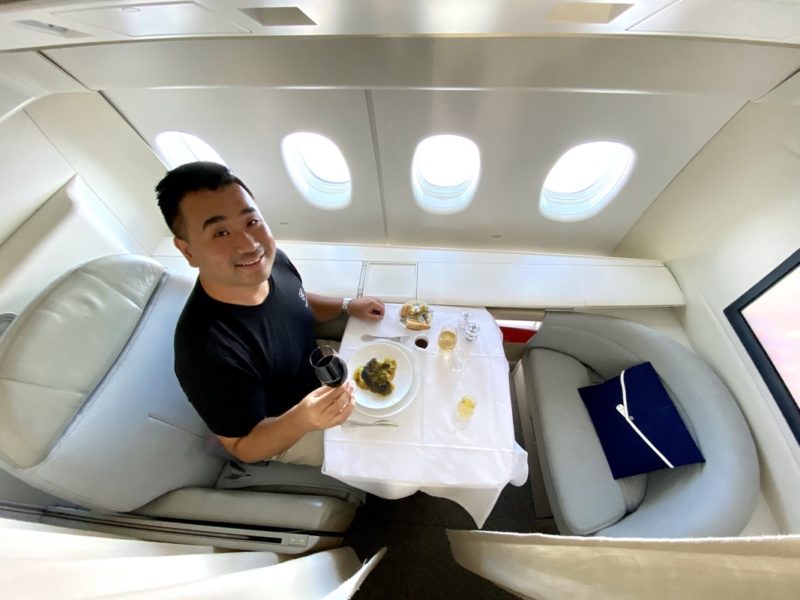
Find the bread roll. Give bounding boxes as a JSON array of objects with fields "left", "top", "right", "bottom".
[{"left": 405, "top": 319, "right": 430, "bottom": 331}]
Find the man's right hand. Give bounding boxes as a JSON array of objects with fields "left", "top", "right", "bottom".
[
  {"left": 298, "top": 383, "right": 355, "bottom": 430},
  {"left": 216, "top": 384, "right": 353, "bottom": 463}
]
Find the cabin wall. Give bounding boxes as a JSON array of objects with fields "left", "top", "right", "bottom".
[
  {"left": 615, "top": 100, "right": 800, "bottom": 533},
  {"left": 0, "top": 92, "right": 171, "bottom": 314},
  {"left": 22, "top": 92, "right": 169, "bottom": 254},
  {"left": 0, "top": 110, "right": 73, "bottom": 247},
  {"left": 0, "top": 176, "right": 137, "bottom": 314}
]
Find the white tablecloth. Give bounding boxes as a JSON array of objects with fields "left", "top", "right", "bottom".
[{"left": 323, "top": 304, "right": 529, "bottom": 527}]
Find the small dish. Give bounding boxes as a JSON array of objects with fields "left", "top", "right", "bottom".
[{"left": 399, "top": 301, "right": 433, "bottom": 331}]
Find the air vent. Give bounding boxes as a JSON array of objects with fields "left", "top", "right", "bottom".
[
  {"left": 239, "top": 7, "right": 316, "bottom": 27},
  {"left": 548, "top": 2, "right": 633, "bottom": 24},
  {"left": 14, "top": 19, "right": 89, "bottom": 38}
]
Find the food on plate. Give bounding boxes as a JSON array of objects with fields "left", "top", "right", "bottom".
[
  {"left": 405, "top": 319, "right": 430, "bottom": 331},
  {"left": 400, "top": 301, "right": 433, "bottom": 330},
  {"left": 354, "top": 358, "right": 398, "bottom": 396}
]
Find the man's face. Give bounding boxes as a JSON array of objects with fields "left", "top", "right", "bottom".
[{"left": 173, "top": 183, "right": 277, "bottom": 294}]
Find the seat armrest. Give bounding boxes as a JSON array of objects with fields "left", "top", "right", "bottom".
[
  {"left": 135, "top": 487, "right": 357, "bottom": 533},
  {"left": 216, "top": 461, "right": 366, "bottom": 506}
]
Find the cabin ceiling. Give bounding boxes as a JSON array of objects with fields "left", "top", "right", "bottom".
[
  {"left": 2, "top": 1, "right": 800, "bottom": 255},
  {"left": 3, "top": 0, "right": 800, "bottom": 51}
]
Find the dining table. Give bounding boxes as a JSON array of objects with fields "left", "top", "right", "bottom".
[{"left": 322, "top": 303, "right": 529, "bottom": 528}]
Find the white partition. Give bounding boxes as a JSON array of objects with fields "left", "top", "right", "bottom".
[
  {"left": 419, "top": 262, "right": 585, "bottom": 307},
  {"left": 277, "top": 242, "right": 683, "bottom": 309},
  {"left": 0, "top": 517, "right": 383, "bottom": 599},
  {"left": 153, "top": 240, "right": 685, "bottom": 309}
]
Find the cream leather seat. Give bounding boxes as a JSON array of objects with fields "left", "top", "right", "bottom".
[
  {"left": 0, "top": 255, "right": 361, "bottom": 552},
  {"left": 515, "top": 311, "right": 759, "bottom": 538}
]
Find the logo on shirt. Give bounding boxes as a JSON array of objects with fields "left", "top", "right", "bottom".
[{"left": 298, "top": 287, "right": 308, "bottom": 307}]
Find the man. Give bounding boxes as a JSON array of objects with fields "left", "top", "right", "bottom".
[{"left": 156, "top": 161, "right": 385, "bottom": 466}]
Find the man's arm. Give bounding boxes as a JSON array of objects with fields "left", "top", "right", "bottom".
[
  {"left": 307, "top": 292, "right": 385, "bottom": 322},
  {"left": 216, "top": 383, "right": 355, "bottom": 463}
]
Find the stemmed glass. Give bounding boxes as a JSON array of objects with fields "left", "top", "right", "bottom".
[{"left": 310, "top": 345, "right": 349, "bottom": 387}]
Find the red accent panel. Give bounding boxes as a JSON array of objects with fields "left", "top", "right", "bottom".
[{"left": 500, "top": 326, "right": 537, "bottom": 344}]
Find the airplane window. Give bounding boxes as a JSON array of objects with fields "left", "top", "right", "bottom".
[
  {"left": 411, "top": 134, "right": 480, "bottom": 214},
  {"left": 725, "top": 249, "right": 800, "bottom": 443},
  {"left": 155, "top": 131, "right": 227, "bottom": 169},
  {"left": 281, "top": 132, "right": 352, "bottom": 210},
  {"left": 539, "top": 141, "right": 634, "bottom": 221}
]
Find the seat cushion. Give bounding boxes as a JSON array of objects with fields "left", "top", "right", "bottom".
[
  {"left": 579, "top": 362, "right": 705, "bottom": 479},
  {"left": 525, "top": 348, "right": 646, "bottom": 535}
]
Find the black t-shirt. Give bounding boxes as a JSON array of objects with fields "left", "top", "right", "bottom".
[{"left": 174, "top": 249, "right": 319, "bottom": 437}]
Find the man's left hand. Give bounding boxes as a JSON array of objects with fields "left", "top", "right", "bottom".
[{"left": 348, "top": 297, "right": 385, "bottom": 321}]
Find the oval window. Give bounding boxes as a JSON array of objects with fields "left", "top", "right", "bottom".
[
  {"left": 281, "top": 132, "right": 351, "bottom": 210},
  {"left": 411, "top": 134, "right": 481, "bottom": 214},
  {"left": 540, "top": 141, "right": 634, "bottom": 221},
  {"left": 155, "top": 131, "right": 227, "bottom": 170}
]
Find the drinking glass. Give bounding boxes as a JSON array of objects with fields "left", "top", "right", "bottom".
[
  {"left": 310, "top": 345, "right": 348, "bottom": 387},
  {"left": 454, "top": 396, "right": 477, "bottom": 429},
  {"left": 437, "top": 324, "right": 457, "bottom": 352}
]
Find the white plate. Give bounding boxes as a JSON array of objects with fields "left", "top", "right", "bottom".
[{"left": 347, "top": 341, "right": 416, "bottom": 413}]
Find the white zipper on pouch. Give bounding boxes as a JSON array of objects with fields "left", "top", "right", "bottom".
[{"left": 615, "top": 369, "right": 674, "bottom": 469}]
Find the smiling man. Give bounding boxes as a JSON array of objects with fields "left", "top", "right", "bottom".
[{"left": 156, "top": 161, "right": 385, "bottom": 466}]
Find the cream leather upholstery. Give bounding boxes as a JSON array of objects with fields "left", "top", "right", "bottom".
[
  {"left": 0, "top": 255, "right": 222, "bottom": 510},
  {"left": 517, "top": 311, "right": 759, "bottom": 538},
  {"left": 0, "top": 256, "right": 163, "bottom": 468},
  {"left": 0, "top": 254, "right": 362, "bottom": 543}
]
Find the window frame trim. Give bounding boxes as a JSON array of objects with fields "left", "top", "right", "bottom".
[{"left": 724, "top": 247, "right": 800, "bottom": 444}]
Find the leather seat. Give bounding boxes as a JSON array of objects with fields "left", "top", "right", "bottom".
[
  {"left": 514, "top": 311, "right": 759, "bottom": 537},
  {"left": 0, "top": 254, "right": 362, "bottom": 550}
]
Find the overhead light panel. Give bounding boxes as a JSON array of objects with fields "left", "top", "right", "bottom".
[
  {"left": 53, "top": 2, "right": 247, "bottom": 37},
  {"left": 239, "top": 7, "right": 316, "bottom": 27},
  {"left": 549, "top": 2, "right": 633, "bottom": 24}
]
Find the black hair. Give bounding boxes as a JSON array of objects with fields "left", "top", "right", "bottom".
[{"left": 155, "top": 161, "right": 254, "bottom": 238}]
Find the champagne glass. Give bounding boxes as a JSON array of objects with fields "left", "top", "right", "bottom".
[
  {"left": 454, "top": 396, "right": 477, "bottom": 429},
  {"left": 310, "top": 345, "right": 348, "bottom": 387},
  {"left": 437, "top": 324, "right": 457, "bottom": 352}
]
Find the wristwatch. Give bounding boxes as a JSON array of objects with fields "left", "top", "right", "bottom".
[{"left": 341, "top": 297, "right": 352, "bottom": 316}]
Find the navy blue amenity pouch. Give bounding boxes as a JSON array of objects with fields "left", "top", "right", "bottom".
[{"left": 578, "top": 362, "right": 705, "bottom": 479}]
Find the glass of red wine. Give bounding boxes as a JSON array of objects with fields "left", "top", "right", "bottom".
[{"left": 310, "top": 345, "right": 348, "bottom": 387}]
